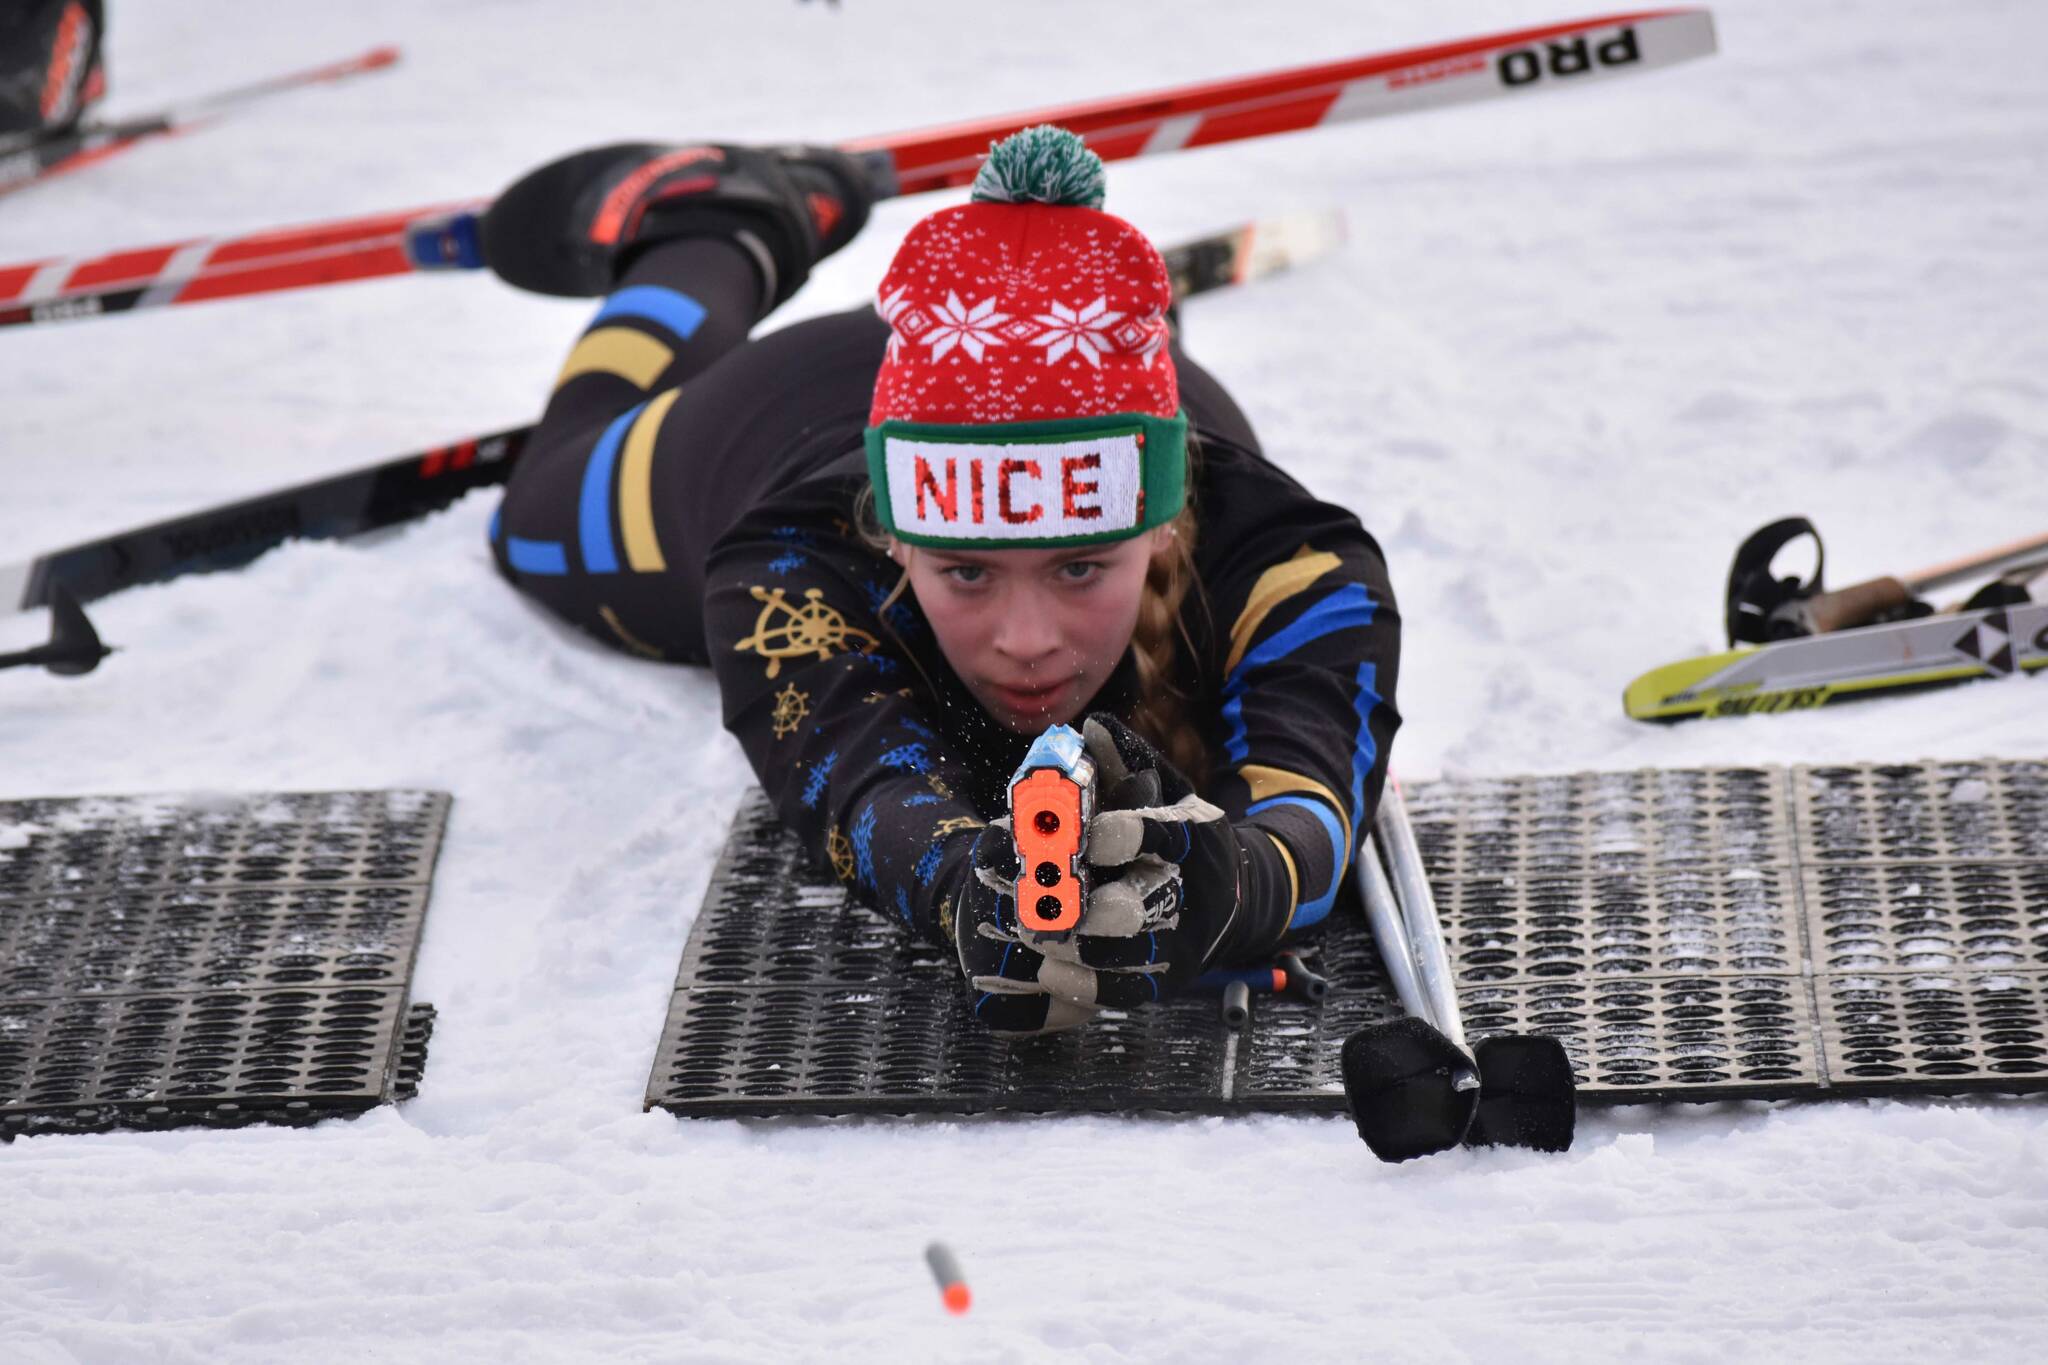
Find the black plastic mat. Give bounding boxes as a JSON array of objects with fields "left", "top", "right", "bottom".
[
  {"left": 647, "top": 761, "right": 2048, "bottom": 1118},
  {"left": 1, "top": 791, "right": 447, "bottom": 1138}
]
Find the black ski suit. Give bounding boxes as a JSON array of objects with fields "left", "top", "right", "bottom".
[{"left": 492, "top": 237, "right": 1401, "bottom": 954}]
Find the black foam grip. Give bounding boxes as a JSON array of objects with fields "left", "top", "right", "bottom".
[
  {"left": 1340, "top": 1016, "right": 1478, "bottom": 1162},
  {"left": 1464, "top": 1034, "right": 1577, "bottom": 1153}
]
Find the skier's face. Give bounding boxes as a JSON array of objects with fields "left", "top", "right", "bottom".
[{"left": 897, "top": 529, "right": 1172, "bottom": 734}]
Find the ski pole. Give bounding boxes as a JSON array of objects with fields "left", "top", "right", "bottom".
[
  {"left": 1343, "top": 813, "right": 1482, "bottom": 1160},
  {"left": 1934, "top": 557, "right": 2048, "bottom": 614},
  {"left": 1791, "top": 529, "right": 2048, "bottom": 635},
  {"left": 1376, "top": 780, "right": 1478, "bottom": 1089},
  {"left": 1356, "top": 839, "right": 1430, "bottom": 1021},
  {"left": 0, "top": 585, "right": 112, "bottom": 676},
  {"left": 1900, "top": 531, "right": 2048, "bottom": 596},
  {"left": 1344, "top": 781, "right": 1579, "bottom": 1160}
]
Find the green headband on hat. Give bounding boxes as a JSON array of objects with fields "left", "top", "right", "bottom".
[{"left": 865, "top": 411, "right": 1187, "bottom": 550}]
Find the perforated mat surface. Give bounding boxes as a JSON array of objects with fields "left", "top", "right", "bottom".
[
  {"left": 647, "top": 761, "right": 2048, "bottom": 1118},
  {"left": 0, "top": 791, "right": 447, "bottom": 1139}
]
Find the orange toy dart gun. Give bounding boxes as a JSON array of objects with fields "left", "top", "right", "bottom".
[{"left": 1008, "top": 724, "right": 1096, "bottom": 937}]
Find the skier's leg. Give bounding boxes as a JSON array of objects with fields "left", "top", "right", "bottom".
[
  {"left": 491, "top": 241, "right": 889, "bottom": 664},
  {"left": 484, "top": 136, "right": 883, "bottom": 659},
  {"left": 488, "top": 235, "right": 765, "bottom": 663}
]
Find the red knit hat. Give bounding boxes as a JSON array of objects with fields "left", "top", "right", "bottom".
[{"left": 864, "top": 127, "right": 1187, "bottom": 549}]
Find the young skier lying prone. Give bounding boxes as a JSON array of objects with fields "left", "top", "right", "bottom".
[{"left": 483, "top": 127, "right": 1400, "bottom": 1035}]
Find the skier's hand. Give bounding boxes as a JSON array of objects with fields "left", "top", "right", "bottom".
[
  {"left": 953, "top": 714, "right": 1256, "bottom": 1035},
  {"left": 1057, "top": 712, "right": 1249, "bottom": 998},
  {"left": 953, "top": 819, "right": 1103, "bottom": 1037}
]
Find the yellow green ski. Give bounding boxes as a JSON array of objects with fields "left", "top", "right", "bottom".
[{"left": 1625, "top": 601, "right": 2047, "bottom": 721}]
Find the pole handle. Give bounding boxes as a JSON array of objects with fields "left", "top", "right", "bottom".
[{"left": 1795, "top": 575, "right": 1913, "bottom": 634}]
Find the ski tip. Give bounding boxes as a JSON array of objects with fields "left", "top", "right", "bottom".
[
  {"left": 1621, "top": 649, "right": 1749, "bottom": 721},
  {"left": 359, "top": 47, "right": 403, "bottom": 73},
  {"left": 1239, "top": 208, "right": 1349, "bottom": 285}
]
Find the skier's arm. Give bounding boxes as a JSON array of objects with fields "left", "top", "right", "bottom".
[
  {"left": 704, "top": 535, "right": 985, "bottom": 946},
  {"left": 1200, "top": 474, "right": 1403, "bottom": 946}
]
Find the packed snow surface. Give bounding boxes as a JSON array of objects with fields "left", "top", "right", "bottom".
[{"left": 4, "top": 2, "right": 2046, "bottom": 1359}]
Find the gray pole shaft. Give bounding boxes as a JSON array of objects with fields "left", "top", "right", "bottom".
[
  {"left": 1356, "top": 838, "right": 1428, "bottom": 1020},
  {"left": 1375, "top": 782, "right": 1477, "bottom": 1088}
]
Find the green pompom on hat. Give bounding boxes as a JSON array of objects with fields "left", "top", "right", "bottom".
[{"left": 969, "top": 125, "right": 1107, "bottom": 210}]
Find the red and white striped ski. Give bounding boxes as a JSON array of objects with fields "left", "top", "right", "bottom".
[
  {"left": 0, "top": 9, "right": 1713, "bottom": 332},
  {"left": 0, "top": 199, "right": 483, "bottom": 328},
  {"left": 867, "top": 8, "right": 1713, "bottom": 192}
]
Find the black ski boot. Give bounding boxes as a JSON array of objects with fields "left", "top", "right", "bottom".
[
  {"left": 480, "top": 141, "right": 883, "bottom": 313},
  {"left": 0, "top": 0, "right": 106, "bottom": 149}
]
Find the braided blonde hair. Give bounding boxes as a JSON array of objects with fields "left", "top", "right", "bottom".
[{"left": 1127, "top": 505, "right": 1206, "bottom": 782}]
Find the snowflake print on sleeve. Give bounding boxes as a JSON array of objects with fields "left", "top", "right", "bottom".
[
  {"left": 800, "top": 750, "right": 839, "bottom": 810},
  {"left": 878, "top": 742, "right": 930, "bottom": 774},
  {"left": 861, "top": 579, "right": 920, "bottom": 635},
  {"left": 850, "top": 804, "right": 879, "bottom": 891}
]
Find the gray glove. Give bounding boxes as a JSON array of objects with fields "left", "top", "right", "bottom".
[{"left": 954, "top": 714, "right": 1259, "bottom": 1034}]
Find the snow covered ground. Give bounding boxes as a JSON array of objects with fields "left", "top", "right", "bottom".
[{"left": 4, "top": 1, "right": 2046, "bottom": 1358}]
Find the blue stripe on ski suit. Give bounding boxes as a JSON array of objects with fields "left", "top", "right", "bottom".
[
  {"left": 1345, "top": 660, "right": 1383, "bottom": 857},
  {"left": 1219, "top": 582, "right": 1377, "bottom": 762},
  {"left": 1246, "top": 794, "right": 1347, "bottom": 927},
  {"left": 577, "top": 405, "right": 642, "bottom": 573},
  {"left": 591, "top": 285, "right": 707, "bottom": 341}
]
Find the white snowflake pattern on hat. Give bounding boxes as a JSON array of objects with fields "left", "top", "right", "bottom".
[
  {"left": 920, "top": 292, "right": 1012, "bottom": 363},
  {"left": 876, "top": 285, "right": 917, "bottom": 358},
  {"left": 1029, "top": 297, "right": 1126, "bottom": 368},
  {"left": 867, "top": 200, "right": 1179, "bottom": 427}
]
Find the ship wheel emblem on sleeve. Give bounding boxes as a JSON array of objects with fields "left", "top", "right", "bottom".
[
  {"left": 826, "top": 825, "right": 856, "bottom": 882},
  {"left": 770, "top": 684, "right": 811, "bottom": 738},
  {"left": 734, "top": 587, "right": 879, "bottom": 679}
]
